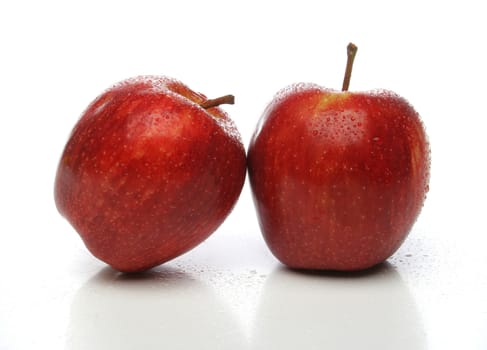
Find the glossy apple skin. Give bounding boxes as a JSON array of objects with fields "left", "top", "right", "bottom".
[
  {"left": 248, "top": 84, "right": 430, "bottom": 271},
  {"left": 55, "top": 76, "right": 246, "bottom": 272}
]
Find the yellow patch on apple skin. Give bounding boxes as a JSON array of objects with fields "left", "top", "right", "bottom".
[
  {"left": 317, "top": 91, "right": 351, "bottom": 109},
  {"left": 310, "top": 92, "right": 367, "bottom": 146}
]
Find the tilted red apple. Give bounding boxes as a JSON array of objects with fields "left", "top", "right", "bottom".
[
  {"left": 55, "top": 76, "right": 246, "bottom": 272},
  {"left": 248, "top": 44, "right": 430, "bottom": 271}
]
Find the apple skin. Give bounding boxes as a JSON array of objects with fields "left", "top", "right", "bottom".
[
  {"left": 248, "top": 84, "right": 430, "bottom": 271},
  {"left": 55, "top": 76, "right": 246, "bottom": 272}
]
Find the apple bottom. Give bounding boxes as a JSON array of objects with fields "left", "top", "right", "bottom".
[
  {"left": 262, "top": 230, "right": 408, "bottom": 272},
  {"left": 251, "top": 177, "right": 422, "bottom": 271},
  {"left": 66, "top": 160, "right": 245, "bottom": 273},
  {"left": 70, "top": 182, "right": 242, "bottom": 273},
  {"left": 81, "top": 223, "right": 220, "bottom": 273}
]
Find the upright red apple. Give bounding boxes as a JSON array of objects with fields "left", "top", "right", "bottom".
[
  {"left": 55, "top": 76, "right": 246, "bottom": 272},
  {"left": 248, "top": 44, "right": 430, "bottom": 271}
]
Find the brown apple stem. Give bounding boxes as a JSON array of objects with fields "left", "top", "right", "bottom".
[
  {"left": 200, "top": 94, "right": 235, "bottom": 109},
  {"left": 342, "top": 43, "right": 358, "bottom": 92}
]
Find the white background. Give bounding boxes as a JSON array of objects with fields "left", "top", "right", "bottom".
[{"left": 1, "top": 1, "right": 486, "bottom": 349}]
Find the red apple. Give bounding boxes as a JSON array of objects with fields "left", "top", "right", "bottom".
[
  {"left": 248, "top": 44, "right": 430, "bottom": 271},
  {"left": 55, "top": 76, "right": 246, "bottom": 272}
]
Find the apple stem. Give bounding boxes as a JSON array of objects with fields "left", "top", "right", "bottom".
[
  {"left": 342, "top": 43, "right": 358, "bottom": 92},
  {"left": 200, "top": 94, "right": 235, "bottom": 109}
]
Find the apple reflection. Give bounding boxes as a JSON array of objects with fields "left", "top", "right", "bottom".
[
  {"left": 67, "top": 266, "right": 246, "bottom": 350},
  {"left": 251, "top": 264, "right": 426, "bottom": 349}
]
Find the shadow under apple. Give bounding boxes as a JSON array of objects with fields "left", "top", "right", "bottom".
[
  {"left": 251, "top": 263, "right": 426, "bottom": 349},
  {"left": 66, "top": 265, "right": 246, "bottom": 350}
]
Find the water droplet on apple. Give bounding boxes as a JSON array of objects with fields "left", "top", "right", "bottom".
[
  {"left": 271, "top": 82, "right": 324, "bottom": 104},
  {"left": 309, "top": 108, "right": 367, "bottom": 146}
]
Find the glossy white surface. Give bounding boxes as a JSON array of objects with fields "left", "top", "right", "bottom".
[{"left": 1, "top": 1, "right": 487, "bottom": 349}]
